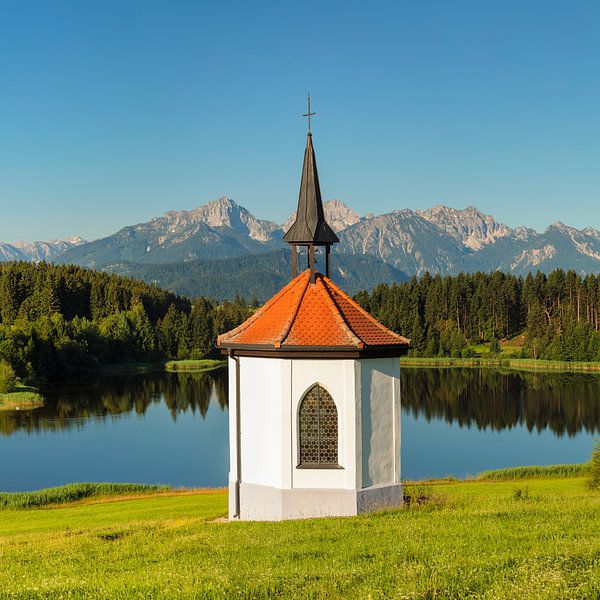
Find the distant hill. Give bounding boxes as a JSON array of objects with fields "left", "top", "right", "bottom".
[{"left": 103, "top": 249, "right": 408, "bottom": 301}]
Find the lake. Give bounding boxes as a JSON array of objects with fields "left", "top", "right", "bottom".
[{"left": 1, "top": 367, "right": 598, "bottom": 492}]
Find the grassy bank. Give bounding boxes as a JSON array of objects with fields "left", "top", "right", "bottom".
[
  {"left": 402, "top": 356, "right": 600, "bottom": 373},
  {"left": 0, "top": 482, "right": 172, "bottom": 509},
  {"left": 476, "top": 463, "right": 588, "bottom": 480},
  {"left": 0, "top": 385, "right": 44, "bottom": 411},
  {"left": 163, "top": 359, "right": 225, "bottom": 372},
  {"left": 98, "top": 359, "right": 226, "bottom": 377},
  {"left": 1, "top": 472, "right": 599, "bottom": 598}
]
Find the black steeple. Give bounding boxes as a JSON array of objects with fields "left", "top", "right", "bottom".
[{"left": 283, "top": 96, "right": 338, "bottom": 282}]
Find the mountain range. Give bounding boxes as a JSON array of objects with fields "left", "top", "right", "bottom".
[
  {"left": 4, "top": 197, "right": 600, "bottom": 298},
  {"left": 0, "top": 237, "right": 85, "bottom": 263}
]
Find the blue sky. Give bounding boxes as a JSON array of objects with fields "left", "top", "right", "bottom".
[{"left": 1, "top": 1, "right": 599, "bottom": 242}]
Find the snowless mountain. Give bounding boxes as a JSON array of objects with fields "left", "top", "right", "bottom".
[
  {"left": 57, "top": 197, "right": 282, "bottom": 267},
  {"left": 416, "top": 205, "right": 513, "bottom": 250},
  {"left": 0, "top": 237, "right": 85, "bottom": 262},
  {"left": 7, "top": 196, "right": 600, "bottom": 278},
  {"left": 283, "top": 199, "right": 360, "bottom": 234}
]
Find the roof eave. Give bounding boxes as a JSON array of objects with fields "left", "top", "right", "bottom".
[{"left": 219, "top": 343, "right": 410, "bottom": 359}]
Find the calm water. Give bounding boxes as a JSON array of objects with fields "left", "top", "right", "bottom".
[{"left": 1, "top": 367, "right": 599, "bottom": 491}]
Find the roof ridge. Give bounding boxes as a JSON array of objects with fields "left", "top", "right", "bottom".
[
  {"left": 275, "top": 274, "right": 311, "bottom": 348},
  {"left": 322, "top": 274, "right": 410, "bottom": 345},
  {"left": 217, "top": 270, "right": 309, "bottom": 346},
  {"left": 316, "top": 276, "right": 364, "bottom": 349}
]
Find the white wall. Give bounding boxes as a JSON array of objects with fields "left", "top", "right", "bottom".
[
  {"left": 229, "top": 355, "right": 401, "bottom": 497},
  {"left": 359, "top": 357, "right": 401, "bottom": 488},
  {"left": 229, "top": 357, "right": 287, "bottom": 489}
]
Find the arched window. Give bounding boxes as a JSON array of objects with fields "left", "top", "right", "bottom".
[{"left": 298, "top": 384, "right": 339, "bottom": 468}]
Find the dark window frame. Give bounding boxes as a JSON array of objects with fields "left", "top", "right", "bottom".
[{"left": 297, "top": 383, "right": 342, "bottom": 469}]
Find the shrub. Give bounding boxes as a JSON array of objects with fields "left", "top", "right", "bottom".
[
  {"left": 512, "top": 486, "right": 530, "bottom": 501},
  {"left": 461, "top": 347, "right": 476, "bottom": 359},
  {"left": 0, "top": 360, "right": 17, "bottom": 394},
  {"left": 587, "top": 441, "right": 600, "bottom": 490},
  {"left": 489, "top": 337, "right": 500, "bottom": 356}
]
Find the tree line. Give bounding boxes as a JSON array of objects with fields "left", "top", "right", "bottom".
[
  {"left": 4, "top": 262, "right": 600, "bottom": 386},
  {"left": 0, "top": 262, "right": 252, "bottom": 385},
  {"left": 355, "top": 269, "right": 600, "bottom": 361}
]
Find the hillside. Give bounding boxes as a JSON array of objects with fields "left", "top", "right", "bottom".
[
  {"left": 0, "top": 471, "right": 598, "bottom": 598},
  {"left": 105, "top": 249, "right": 408, "bottom": 300}
]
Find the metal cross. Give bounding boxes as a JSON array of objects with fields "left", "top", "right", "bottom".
[{"left": 303, "top": 94, "right": 316, "bottom": 133}]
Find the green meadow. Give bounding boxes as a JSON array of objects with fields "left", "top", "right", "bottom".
[{"left": 1, "top": 469, "right": 600, "bottom": 598}]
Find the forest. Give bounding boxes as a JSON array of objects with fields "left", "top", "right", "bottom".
[
  {"left": 4, "top": 262, "right": 600, "bottom": 387},
  {"left": 355, "top": 269, "right": 600, "bottom": 361},
  {"left": 0, "top": 262, "right": 252, "bottom": 385}
]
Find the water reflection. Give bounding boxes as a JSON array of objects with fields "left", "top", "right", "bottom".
[
  {"left": 3, "top": 367, "right": 600, "bottom": 440},
  {"left": 0, "top": 369, "right": 228, "bottom": 437},
  {"left": 401, "top": 367, "right": 600, "bottom": 437},
  {"left": 2, "top": 367, "right": 599, "bottom": 489}
]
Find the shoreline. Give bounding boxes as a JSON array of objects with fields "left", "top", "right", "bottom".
[
  {"left": 401, "top": 356, "right": 600, "bottom": 374},
  {"left": 97, "top": 358, "right": 226, "bottom": 377},
  {"left": 1, "top": 463, "right": 586, "bottom": 507},
  {"left": 0, "top": 386, "right": 45, "bottom": 411}
]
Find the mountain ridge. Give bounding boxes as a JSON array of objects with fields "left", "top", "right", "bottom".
[
  {"left": 0, "top": 237, "right": 85, "bottom": 262},
  {"left": 7, "top": 196, "right": 600, "bottom": 279}
]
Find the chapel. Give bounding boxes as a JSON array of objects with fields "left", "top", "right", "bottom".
[{"left": 217, "top": 108, "right": 410, "bottom": 520}]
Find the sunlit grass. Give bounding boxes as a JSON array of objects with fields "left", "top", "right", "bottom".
[
  {"left": 163, "top": 359, "right": 225, "bottom": 372},
  {"left": 0, "top": 385, "right": 44, "bottom": 410},
  {"left": 1, "top": 477, "right": 600, "bottom": 598},
  {"left": 0, "top": 483, "right": 172, "bottom": 509},
  {"left": 402, "top": 356, "right": 600, "bottom": 373},
  {"left": 476, "top": 463, "right": 588, "bottom": 480}
]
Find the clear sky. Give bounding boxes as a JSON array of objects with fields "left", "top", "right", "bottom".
[{"left": 1, "top": 1, "right": 599, "bottom": 243}]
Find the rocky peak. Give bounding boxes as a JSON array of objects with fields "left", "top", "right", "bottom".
[
  {"left": 583, "top": 227, "right": 600, "bottom": 240},
  {"left": 191, "top": 196, "right": 242, "bottom": 229},
  {"left": 0, "top": 237, "right": 86, "bottom": 263},
  {"left": 283, "top": 199, "right": 360, "bottom": 234},
  {"left": 323, "top": 199, "right": 360, "bottom": 232},
  {"left": 417, "top": 204, "right": 512, "bottom": 250},
  {"left": 513, "top": 226, "right": 538, "bottom": 241},
  {"left": 548, "top": 221, "right": 574, "bottom": 235},
  {"left": 149, "top": 197, "right": 278, "bottom": 242}
]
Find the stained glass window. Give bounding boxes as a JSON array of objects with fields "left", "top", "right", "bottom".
[{"left": 298, "top": 384, "right": 339, "bottom": 468}]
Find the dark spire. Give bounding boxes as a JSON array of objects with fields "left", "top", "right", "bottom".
[
  {"left": 284, "top": 97, "right": 338, "bottom": 283},
  {"left": 283, "top": 132, "right": 339, "bottom": 246}
]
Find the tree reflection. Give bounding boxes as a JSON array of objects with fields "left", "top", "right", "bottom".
[
  {"left": 4, "top": 367, "right": 599, "bottom": 439},
  {"left": 0, "top": 368, "right": 228, "bottom": 436},
  {"left": 401, "top": 368, "right": 600, "bottom": 437}
]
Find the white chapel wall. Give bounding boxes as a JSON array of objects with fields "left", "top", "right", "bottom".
[
  {"left": 237, "top": 357, "right": 287, "bottom": 489},
  {"left": 359, "top": 357, "right": 401, "bottom": 488}
]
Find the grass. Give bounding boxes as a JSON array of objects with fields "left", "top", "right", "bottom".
[
  {"left": 0, "top": 385, "right": 44, "bottom": 410},
  {"left": 402, "top": 356, "right": 600, "bottom": 373},
  {"left": 163, "top": 359, "right": 225, "bottom": 372},
  {"left": 1, "top": 473, "right": 600, "bottom": 598},
  {"left": 99, "top": 359, "right": 226, "bottom": 376},
  {"left": 0, "top": 482, "right": 172, "bottom": 510},
  {"left": 476, "top": 463, "right": 588, "bottom": 480}
]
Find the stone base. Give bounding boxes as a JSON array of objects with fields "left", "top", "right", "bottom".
[{"left": 229, "top": 480, "right": 403, "bottom": 521}]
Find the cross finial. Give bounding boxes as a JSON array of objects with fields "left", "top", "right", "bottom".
[{"left": 303, "top": 94, "right": 316, "bottom": 134}]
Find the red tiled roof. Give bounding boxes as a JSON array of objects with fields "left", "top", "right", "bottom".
[{"left": 217, "top": 270, "right": 410, "bottom": 354}]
